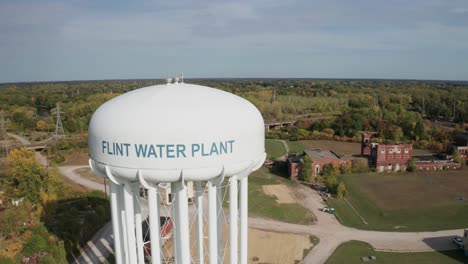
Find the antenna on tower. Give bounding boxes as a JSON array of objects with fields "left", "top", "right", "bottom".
[
  {"left": 53, "top": 104, "right": 65, "bottom": 140},
  {"left": 0, "top": 111, "right": 6, "bottom": 140}
]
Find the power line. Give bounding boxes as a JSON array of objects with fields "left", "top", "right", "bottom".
[{"left": 53, "top": 104, "right": 65, "bottom": 140}]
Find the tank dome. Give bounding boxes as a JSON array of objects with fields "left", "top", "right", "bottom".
[{"left": 88, "top": 83, "right": 266, "bottom": 182}]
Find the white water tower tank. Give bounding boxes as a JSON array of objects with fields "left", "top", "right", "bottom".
[{"left": 88, "top": 82, "right": 265, "bottom": 264}]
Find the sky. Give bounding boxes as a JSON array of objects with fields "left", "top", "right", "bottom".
[{"left": 1, "top": 0, "right": 468, "bottom": 83}]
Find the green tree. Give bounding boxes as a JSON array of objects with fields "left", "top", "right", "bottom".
[
  {"left": 337, "top": 181, "right": 347, "bottom": 199},
  {"left": 0, "top": 201, "right": 30, "bottom": 238},
  {"left": 407, "top": 160, "right": 417, "bottom": 172},
  {"left": 5, "top": 148, "right": 47, "bottom": 203},
  {"left": 452, "top": 150, "right": 462, "bottom": 165},
  {"left": 414, "top": 119, "right": 426, "bottom": 140},
  {"left": 302, "top": 155, "right": 312, "bottom": 182}
]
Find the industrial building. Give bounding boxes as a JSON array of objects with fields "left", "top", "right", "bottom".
[
  {"left": 287, "top": 149, "right": 347, "bottom": 180},
  {"left": 361, "top": 133, "right": 412, "bottom": 172}
]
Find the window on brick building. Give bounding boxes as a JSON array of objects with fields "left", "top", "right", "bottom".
[
  {"left": 404, "top": 148, "right": 409, "bottom": 154},
  {"left": 397, "top": 148, "right": 401, "bottom": 154},
  {"left": 381, "top": 148, "right": 385, "bottom": 154},
  {"left": 389, "top": 149, "right": 393, "bottom": 154}
]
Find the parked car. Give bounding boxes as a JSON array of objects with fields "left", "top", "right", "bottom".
[{"left": 451, "top": 237, "right": 464, "bottom": 248}]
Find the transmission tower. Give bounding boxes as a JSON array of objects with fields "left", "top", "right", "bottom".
[
  {"left": 0, "top": 111, "right": 6, "bottom": 140},
  {"left": 54, "top": 104, "right": 65, "bottom": 139}
]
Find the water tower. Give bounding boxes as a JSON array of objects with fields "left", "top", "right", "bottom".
[{"left": 88, "top": 80, "right": 265, "bottom": 264}]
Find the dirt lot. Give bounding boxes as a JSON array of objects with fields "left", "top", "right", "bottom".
[
  {"left": 262, "top": 184, "right": 296, "bottom": 204},
  {"left": 248, "top": 229, "right": 314, "bottom": 263},
  {"left": 346, "top": 169, "right": 468, "bottom": 210},
  {"left": 162, "top": 226, "right": 314, "bottom": 264}
]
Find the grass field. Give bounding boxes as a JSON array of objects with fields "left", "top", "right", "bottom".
[
  {"left": 248, "top": 167, "right": 315, "bottom": 224},
  {"left": 265, "top": 139, "right": 287, "bottom": 160},
  {"left": 328, "top": 169, "right": 468, "bottom": 231},
  {"left": 287, "top": 140, "right": 433, "bottom": 156},
  {"left": 325, "top": 241, "right": 466, "bottom": 264}
]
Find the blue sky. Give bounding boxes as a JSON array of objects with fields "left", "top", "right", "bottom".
[{"left": 1, "top": 0, "right": 468, "bottom": 82}]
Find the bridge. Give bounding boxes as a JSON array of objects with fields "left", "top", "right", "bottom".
[
  {"left": 0, "top": 136, "right": 56, "bottom": 158},
  {"left": 264, "top": 115, "right": 338, "bottom": 133}
]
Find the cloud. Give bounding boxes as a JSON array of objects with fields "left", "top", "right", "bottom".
[
  {"left": 449, "top": 7, "right": 468, "bottom": 13},
  {"left": 0, "top": 0, "right": 468, "bottom": 82}
]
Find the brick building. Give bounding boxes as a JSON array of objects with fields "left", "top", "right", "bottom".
[
  {"left": 287, "top": 149, "right": 346, "bottom": 180},
  {"left": 415, "top": 160, "right": 462, "bottom": 171},
  {"left": 372, "top": 143, "right": 413, "bottom": 172},
  {"left": 362, "top": 133, "right": 413, "bottom": 172},
  {"left": 447, "top": 132, "right": 468, "bottom": 161}
]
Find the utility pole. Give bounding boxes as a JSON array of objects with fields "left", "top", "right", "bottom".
[
  {"left": 54, "top": 104, "right": 65, "bottom": 140},
  {"left": 0, "top": 111, "right": 6, "bottom": 140}
]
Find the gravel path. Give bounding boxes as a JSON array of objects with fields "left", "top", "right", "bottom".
[{"left": 59, "top": 165, "right": 109, "bottom": 193}]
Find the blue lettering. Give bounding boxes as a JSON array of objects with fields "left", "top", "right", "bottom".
[
  {"left": 107, "top": 141, "right": 113, "bottom": 155},
  {"left": 210, "top": 142, "right": 219, "bottom": 156},
  {"left": 192, "top": 144, "right": 200, "bottom": 157},
  {"left": 219, "top": 141, "right": 227, "bottom": 154},
  {"left": 201, "top": 144, "right": 209, "bottom": 157},
  {"left": 177, "top": 144, "right": 186, "bottom": 158},
  {"left": 115, "top": 143, "right": 123, "bottom": 156},
  {"left": 124, "top": 143, "right": 131, "bottom": 156},
  {"left": 102, "top": 140, "right": 107, "bottom": 154},
  {"left": 156, "top": 145, "right": 164, "bottom": 158},
  {"left": 167, "top": 144, "right": 175, "bottom": 158},
  {"left": 135, "top": 144, "right": 148, "bottom": 158},
  {"left": 147, "top": 145, "right": 157, "bottom": 158},
  {"left": 228, "top": 140, "right": 235, "bottom": 153}
]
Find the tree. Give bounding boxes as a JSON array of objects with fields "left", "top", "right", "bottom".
[
  {"left": 452, "top": 150, "right": 462, "bottom": 165},
  {"left": 5, "top": 148, "right": 47, "bottom": 203},
  {"left": 36, "top": 120, "right": 47, "bottom": 131},
  {"left": 414, "top": 119, "right": 426, "bottom": 140},
  {"left": 0, "top": 201, "right": 30, "bottom": 238},
  {"left": 301, "top": 155, "right": 312, "bottom": 182},
  {"left": 337, "top": 181, "right": 347, "bottom": 199},
  {"left": 407, "top": 160, "right": 417, "bottom": 172}
]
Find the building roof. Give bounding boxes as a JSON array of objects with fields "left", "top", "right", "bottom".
[
  {"left": 287, "top": 153, "right": 304, "bottom": 163},
  {"left": 455, "top": 132, "right": 468, "bottom": 146},
  {"left": 304, "top": 149, "right": 341, "bottom": 160}
]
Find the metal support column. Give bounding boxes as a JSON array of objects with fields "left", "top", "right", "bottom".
[
  {"left": 195, "top": 181, "right": 204, "bottom": 264},
  {"left": 123, "top": 183, "right": 138, "bottom": 263},
  {"left": 133, "top": 183, "right": 145, "bottom": 264},
  {"left": 240, "top": 176, "right": 248, "bottom": 264},
  {"left": 229, "top": 176, "right": 238, "bottom": 264},
  {"left": 173, "top": 181, "right": 191, "bottom": 264},
  {"left": 118, "top": 185, "right": 129, "bottom": 263},
  {"left": 109, "top": 181, "right": 124, "bottom": 264},
  {"left": 217, "top": 181, "right": 223, "bottom": 264},
  {"left": 208, "top": 180, "right": 218, "bottom": 264},
  {"left": 148, "top": 185, "right": 162, "bottom": 264}
]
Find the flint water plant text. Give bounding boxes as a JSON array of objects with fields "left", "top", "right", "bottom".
[{"left": 101, "top": 140, "right": 235, "bottom": 158}]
